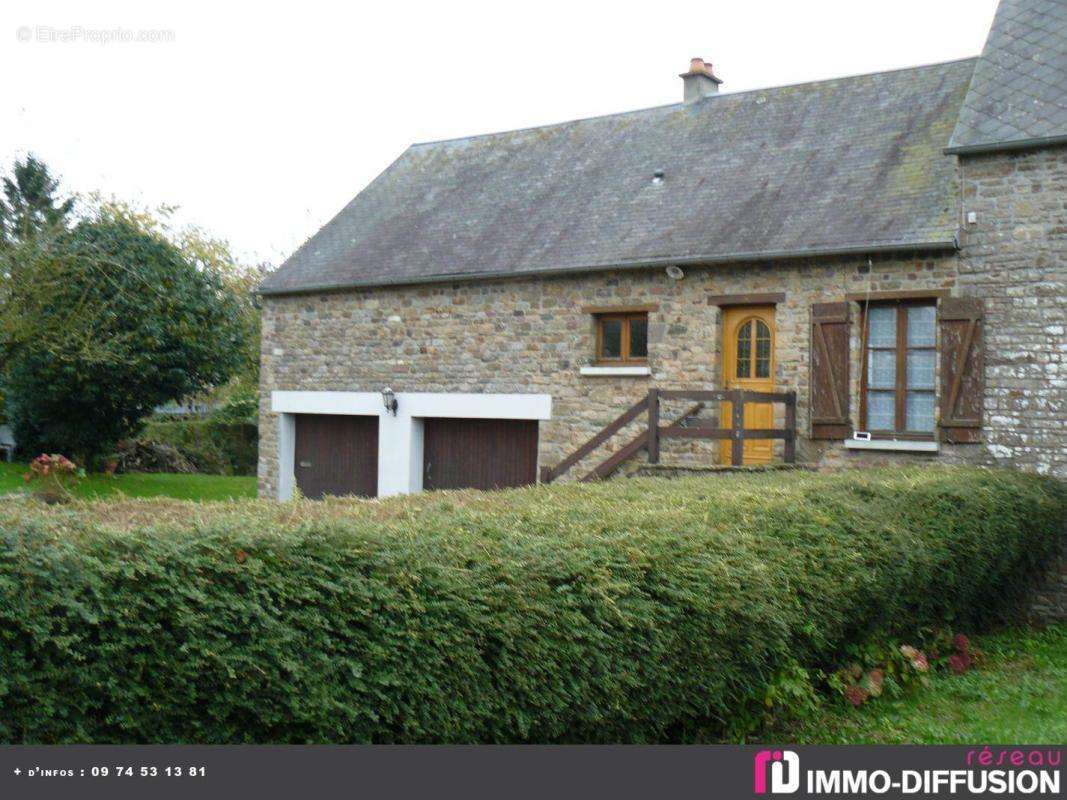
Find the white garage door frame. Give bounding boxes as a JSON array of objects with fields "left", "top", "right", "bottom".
[{"left": 271, "top": 391, "right": 553, "bottom": 500}]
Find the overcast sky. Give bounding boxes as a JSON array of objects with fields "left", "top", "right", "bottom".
[{"left": 1, "top": 0, "right": 998, "bottom": 267}]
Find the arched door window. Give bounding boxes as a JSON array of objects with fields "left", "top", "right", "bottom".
[{"left": 735, "top": 319, "right": 772, "bottom": 379}]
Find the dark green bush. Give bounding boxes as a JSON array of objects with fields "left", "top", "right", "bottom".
[
  {"left": 3, "top": 216, "right": 247, "bottom": 464},
  {"left": 0, "top": 468, "right": 1062, "bottom": 743},
  {"left": 136, "top": 418, "right": 258, "bottom": 475}
]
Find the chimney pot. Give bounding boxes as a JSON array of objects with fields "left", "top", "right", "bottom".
[{"left": 680, "top": 57, "right": 722, "bottom": 103}]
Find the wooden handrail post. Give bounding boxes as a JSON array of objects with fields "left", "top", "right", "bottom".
[
  {"left": 542, "top": 394, "right": 649, "bottom": 482},
  {"left": 647, "top": 388, "right": 660, "bottom": 464},
  {"left": 784, "top": 392, "right": 797, "bottom": 464},
  {"left": 730, "top": 389, "right": 745, "bottom": 466}
]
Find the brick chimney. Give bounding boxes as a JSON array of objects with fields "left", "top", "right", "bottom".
[{"left": 680, "top": 58, "right": 722, "bottom": 103}]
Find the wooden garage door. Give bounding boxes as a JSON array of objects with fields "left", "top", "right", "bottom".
[
  {"left": 294, "top": 414, "right": 378, "bottom": 499},
  {"left": 423, "top": 418, "right": 538, "bottom": 491}
]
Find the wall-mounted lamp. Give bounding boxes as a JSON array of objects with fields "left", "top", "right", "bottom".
[{"left": 381, "top": 387, "right": 398, "bottom": 416}]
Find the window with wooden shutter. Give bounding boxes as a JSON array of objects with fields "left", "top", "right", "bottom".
[
  {"left": 939, "top": 297, "right": 984, "bottom": 443},
  {"left": 810, "top": 302, "right": 851, "bottom": 439},
  {"left": 859, "top": 301, "right": 937, "bottom": 437}
]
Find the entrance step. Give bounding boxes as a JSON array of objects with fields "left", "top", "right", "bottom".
[{"left": 626, "top": 463, "right": 813, "bottom": 480}]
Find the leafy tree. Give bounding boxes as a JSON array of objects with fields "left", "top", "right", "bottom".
[
  {"left": 87, "top": 196, "right": 265, "bottom": 419},
  {"left": 2, "top": 214, "right": 247, "bottom": 464},
  {"left": 0, "top": 155, "right": 74, "bottom": 246}
]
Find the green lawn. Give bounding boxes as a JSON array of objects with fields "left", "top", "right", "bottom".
[
  {"left": 0, "top": 461, "right": 256, "bottom": 501},
  {"left": 781, "top": 625, "right": 1067, "bottom": 744}
]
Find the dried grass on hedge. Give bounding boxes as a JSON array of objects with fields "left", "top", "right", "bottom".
[{"left": 0, "top": 467, "right": 1063, "bottom": 743}]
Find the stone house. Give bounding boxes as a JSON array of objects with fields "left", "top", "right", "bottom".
[{"left": 257, "top": 0, "right": 1066, "bottom": 499}]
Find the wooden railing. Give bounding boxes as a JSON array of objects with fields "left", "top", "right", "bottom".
[
  {"left": 654, "top": 389, "right": 796, "bottom": 466},
  {"left": 542, "top": 388, "right": 796, "bottom": 483}
]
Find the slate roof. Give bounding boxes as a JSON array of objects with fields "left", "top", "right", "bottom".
[
  {"left": 260, "top": 59, "right": 975, "bottom": 295},
  {"left": 947, "top": 0, "right": 1067, "bottom": 154}
]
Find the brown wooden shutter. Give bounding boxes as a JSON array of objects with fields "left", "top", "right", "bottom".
[
  {"left": 810, "top": 302, "right": 851, "bottom": 439},
  {"left": 939, "top": 297, "right": 984, "bottom": 443}
]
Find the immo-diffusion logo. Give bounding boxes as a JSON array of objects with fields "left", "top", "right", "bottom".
[
  {"left": 754, "top": 750, "right": 801, "bottom": 794},
  {"left": 752, "top": 747, "right": 1061, "bottom": 796}
]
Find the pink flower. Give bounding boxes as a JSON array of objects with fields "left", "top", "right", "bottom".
[
  {"left": 953, "top": 633, "right": 971, "bottom": 654},
  {"left": 845, "top": 685, "right": 869, "bottom": 707},
  {"left": 862, "top": 668, "right": 885, "bottom": 698},
  {"left": 900, "top": 644, "right": 929, "bottom": 672},
  {"left": 948, "top": 652, "right": 972, "bottom": 675}
]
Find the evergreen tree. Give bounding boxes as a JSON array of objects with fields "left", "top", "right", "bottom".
[{"left": 0, "top": 155, "right": 74, "bottom": 245}]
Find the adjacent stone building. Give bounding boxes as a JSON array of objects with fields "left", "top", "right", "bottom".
[{"left": 257, "top": 0, "right": 1066, "bottom": 499}]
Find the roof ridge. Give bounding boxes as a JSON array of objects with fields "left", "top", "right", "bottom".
[{"left": 409, "top": 56, "right": 979, "bottom": 149}]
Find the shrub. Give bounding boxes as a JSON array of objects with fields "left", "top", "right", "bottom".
[
  {"left": 134, "top": 418, "right": 258, "bottom": 475},
  {"left": 208, "top": 384, "right": 258, "bottom": 424},
  {"left": 114, "top": 439, "right": 197, "bottom": 474},
  {"left": 0, "top": 468, "right": 1062, "bottom": 743},
  {"left": 22, "top": 453, "right": 83, "bottom": 504},
  {"left": 2, "top": 215, "right": 247, "bottom": 464}
]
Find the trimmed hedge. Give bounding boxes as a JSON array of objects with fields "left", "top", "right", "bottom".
[{"left": 0, "top": 468, "right": 1063, "bottom": 743}]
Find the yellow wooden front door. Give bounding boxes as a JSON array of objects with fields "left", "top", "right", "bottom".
[{"left": 720, "top": 306, "right": 776, "bottom": 465}]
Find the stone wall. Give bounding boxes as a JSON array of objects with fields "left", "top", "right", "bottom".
[
  {"left": 1027, "top": 532, "right": 1067, "bottom": 624},
  {"left": 958, "top": 144, "right": 1067, "bottom": 477},
  {"left": 259, "top": 253, "right": 979, "bottom": 497}
]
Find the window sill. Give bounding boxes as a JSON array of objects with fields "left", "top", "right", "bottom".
[
  {"left": 844, "top": 438, "right": 939, "bottom": 453},
  {"left": 580, "top": 365, "right": 651, "bottom": 377}
]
